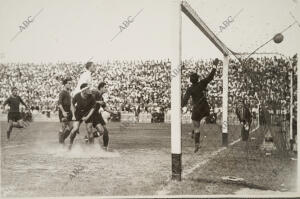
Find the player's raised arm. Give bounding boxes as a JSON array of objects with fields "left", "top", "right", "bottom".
[{"left": 202, "top": 58, "right": 219, "bottom": 85}]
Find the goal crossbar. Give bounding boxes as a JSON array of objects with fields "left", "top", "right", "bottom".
[{"left": 181, "top": 1, "right": 230, "bottom": 56}]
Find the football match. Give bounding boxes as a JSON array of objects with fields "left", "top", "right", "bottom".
[{"left": 0, "top": 0, "right": 299, "bottom": 197}]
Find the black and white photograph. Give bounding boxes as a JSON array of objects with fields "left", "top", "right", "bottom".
[
  {"left": 171, "top": 0, "right": 299, "bottom": 196},
  {"left": 0, "top": 0, "right": 299, "bottom": 198}
]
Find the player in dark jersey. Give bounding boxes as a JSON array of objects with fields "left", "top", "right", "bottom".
[
  {"left": 236, "top": 99, "right": 252, "bottom": 142},
  {"left": 89, "top": 82, "right": 117, "bottom": 150},
  {"left": 68, "top": 83, "right": 96, "bottom": 150},
  {"left": 2, "top": 87, "right": 29, "bottom": 140},
  {"left": 58, "top": 78, "right": 73, "bottom": 144},
  {"left": 181, "top": 58, "right": 219, "bottom": 152}
]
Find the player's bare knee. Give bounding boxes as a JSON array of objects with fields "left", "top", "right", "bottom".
[
  {"left": 86, "top": 123, "right": 93, "bottom": 133},
  {"left": 71, "top": 126, "right": 79, "bottom": 135},
  {"left": 96, "top": 124, "right": 104, "bottom": 133}
]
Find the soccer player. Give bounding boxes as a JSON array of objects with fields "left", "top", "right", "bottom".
[
  {"left": 182, "top": 58, "right": 219, "bottom": 153},
  {"left": 72, "top": 61, "right": 96, "bottom": 97},
  {"left": 71, "top": 61, "right": 96, "bottom": 119},
  {"left": 90, "top": 82, "right": 118, "bottom": 150},
  {"left": 2, "top": 87, "right": 29, "bottom": 140},
  {"left": 69, "top": 61, "right": 96, "bottom": 137},
  {"left": 58, "top": 78, "right": 73, "bottom": 144},
  {"left": 236, "top": 98, "right": 252, "bottom": 142},
  {"left": 68, "top": 83, "right": 96, "bottom": 150}
]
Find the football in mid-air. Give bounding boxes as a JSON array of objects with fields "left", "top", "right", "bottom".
[{"left": 273, "top": 33, "right": 284, "bottom": 44}]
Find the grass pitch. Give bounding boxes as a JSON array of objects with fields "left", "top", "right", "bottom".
[{"left": 1, "top": 122, "right": 296, "bottom": 196}]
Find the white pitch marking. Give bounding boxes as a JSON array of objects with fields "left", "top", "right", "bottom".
[
  {"left": 183, "top": 126, "right": 259, "bottom": 178},
  {"left": 156, "top": 126, "right": 260, "bottom": 195},
  {"left": 2, "top": 144, "right": 27, "bottom": 149},
  {"left": 229, "top": 126, "right": 259, "bottom": 146}
]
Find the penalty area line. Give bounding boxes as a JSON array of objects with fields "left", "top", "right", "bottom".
[
  {"left": 156, "top": 125, "right": 260, "bottom": 195},
  {"left": 184, "top": 125, "right": 259, "bottom": 178}
]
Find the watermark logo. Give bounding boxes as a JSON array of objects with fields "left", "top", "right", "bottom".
[
  {"left": 62, "top": 164, "right": 86, "bottom": 189},
  {"left": 10, "top": 8, "right": 44, "bottom": 42},
  {"left": 170, "top": 64, "right": 181, "bottom": 79},
  {"left": 19, "top": 16, "right": 34, "bottom": 32},
  {"left": 111, "top": 8, "right": 143, "bottom": 41},
  {"left": 216, "top": 8, "right": 244, "bottom": 36},
  {"left": 69, "top": 165, "right": 84, "bottom": 180}
]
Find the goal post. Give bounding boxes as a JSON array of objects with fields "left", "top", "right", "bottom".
[
  {"left": 180, "top": 0, "right": 231, "bottom": 147},
  {"left": 171, "top": 0, "right": 182, "bottom": 181},
  {"left": 171, "top": 0, "right": 231, "bottom": 181},
  {"left": 222, "top": 55, "right": 229, "bottom": 146},
  {"left": 289, "top": 65, "right": 293, "bottom": 150},
  {"left": 297, "top": 52, "right": 300, "bottom": 191}
]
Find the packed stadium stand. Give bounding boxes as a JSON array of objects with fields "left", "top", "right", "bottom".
[{"left": 0, "top": 55, "right": 297, "bottom": 124}]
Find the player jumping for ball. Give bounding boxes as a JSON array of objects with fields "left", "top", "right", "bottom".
[
  {"left": 58, "top": 78, "right": 73, "bottom": 144},
  {"left": 70, "top": 62, "right": 96, "bottom": 137},
  {"left": 2, "top": 87, "right": 30, "bottom": 140},
  {"left": 181, "top": 58, "right": 219, "bottom": 153},
  {"left": 68, "top": 83, "right": 96, "bottom": 150},
  {"left": 89, "top": 82, "right": 118, "bottom": 150},
  {"left": 72, "top": 61, "right": 96, "bottom": 98}
]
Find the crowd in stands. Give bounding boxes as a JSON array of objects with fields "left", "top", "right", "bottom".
[
  {"left": 0, "top": 60, "right": 171, "bottom": 117},
  {"left": 182, "top": 55, "right": 297, "bottom": 116},
  {"left": 0, "top": 55, "right": 297, "bottom": 121}
]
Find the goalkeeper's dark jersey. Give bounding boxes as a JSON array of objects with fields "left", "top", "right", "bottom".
[
  {"left": 182, "top": 68, "right": 216, "bottom": 107},
  {"left": 181, "top": 68, "right": 216, "bottom": 121}
]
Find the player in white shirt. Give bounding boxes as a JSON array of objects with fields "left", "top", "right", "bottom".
[
  {"left": 71, "top": 62, "right": 96, "bottom": 118},
  {"left": 72, "top": 62, "right": 96, "bottom": 97}
]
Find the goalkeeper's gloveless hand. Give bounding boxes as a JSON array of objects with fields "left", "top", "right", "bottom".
[{"left": 213, "top": 58, "right": 219, "bottom": 66}]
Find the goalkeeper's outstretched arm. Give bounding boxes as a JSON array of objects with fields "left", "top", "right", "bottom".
[{"left": 202, "top": 58, "right": 219, "bottom": 85}]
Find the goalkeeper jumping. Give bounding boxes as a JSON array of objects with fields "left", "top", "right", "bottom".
[{"left": 182, "top": 58, "right": 219, "bottom": 153}]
